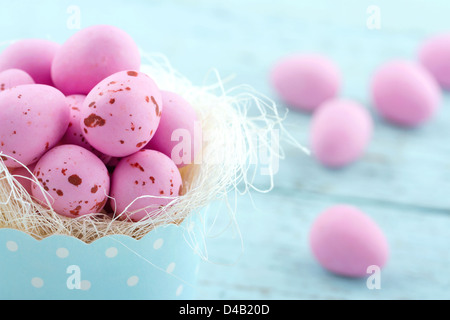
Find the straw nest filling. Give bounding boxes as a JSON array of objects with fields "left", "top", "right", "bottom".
[{"left": 0, "top": 52, "right": 299, "bottom": 244}]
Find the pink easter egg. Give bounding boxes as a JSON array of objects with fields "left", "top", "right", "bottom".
[
  {"left": 371, "top": 60, "right": 441, "bottom": 127},
  {"left": 51, "top": 25, "right": 141, "bottom": 95},
  {"left": 419, "top": 33, "right": 450, "bottom": 90},
  {"left": 0, "top": 84, "right": 70, "bottom": 168},
  {"left": 270, "top": 54, "right": 341, "bottom": 112},
  {"left": 309, "top": 205, "right": 389, "bottom": 277},
  {"left": 0, "top": 69, "right": 35, "bottom": 91},
  {"left": 310, "top": 98, "right": 373, "bottom": 168},
  {"left": 31, "top": 144, "right": 110, "bottom": 218},
  {"left": 110, "top": 149, "right": 182, "bottom": 222},
  {"left": 0, "top": 39, "right": 60, "bottom": 85},
  {"left": 144, "top": 90, "right": 201, "bottom": 168},
  {"left": 79, "top": 70, "right": 162, "bottom": 157}
]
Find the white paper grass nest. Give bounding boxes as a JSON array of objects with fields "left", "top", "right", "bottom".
[{"left": 0, "top": 51, "right": 304, "bottom": 244}]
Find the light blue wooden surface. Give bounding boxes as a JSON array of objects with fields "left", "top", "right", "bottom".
[{"left": 0, "top": 0, "right": 449, "bottom": 299}]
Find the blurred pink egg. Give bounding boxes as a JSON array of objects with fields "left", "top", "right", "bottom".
[
  {"left": 270, "top": 54, "right": 341, "bottom": 112},
  {"left": 371, "top": 60, "right": 441, "bottom": 127},
  {"left": 0, "top": 69, "right": 35, "bottom": 91},
  {"left": 419, "top": 33, "right": 450, "bottom": 90},
  {"left": 310, "top": 98, "right": 373, "bottom": 168},
  {"left": 309, "top": 205, "right": 389, "bottom": 278},
  {"left": 0, "top": 39, "right": 60, "bottom": 85}
]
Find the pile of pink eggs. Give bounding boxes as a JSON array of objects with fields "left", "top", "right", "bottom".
[
  {"left": 0, "top": 25, "right": 200, "bottom": 222},
  {"left": 270, "top": 33, "right": 449, "bottom": 277}
]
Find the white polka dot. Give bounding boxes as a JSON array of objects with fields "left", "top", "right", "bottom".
[
  {"left": 80, "top": 280, "right": 91, "bottom": 291},
  {"left": 153, "top": 238, "right": 164, "bottom": 250},
  {"left": 56, "top": 248, "right": 69, "bottom": 258},
  {"left": 105, "top": 247, "right": 118, "bottom": 258},
  {"left": 127, "top": 276, "right": 139, "bottom": 287},
  {"left": 6, "top": 241, "right": 18, "bottom": 252},
  {"left": 166, "top": 262, "right": 176, "bottom": 274},
  {"left": 31, "top": 277, "right": 44, "bottom": 288},
  {"left": 176, "top": 285, "right": 183, "bottom": 296}
]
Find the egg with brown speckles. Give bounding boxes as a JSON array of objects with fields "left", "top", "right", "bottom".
[
  {"left": 31, "top": 144, "right": 110, "bottom": 218},
  {"left": 0, "top": 84, "right": 70, "bottom": 168},
  {"left": 110, "top": 149, "right": 182, "bottom": 222},
  {"left": 80, "top": 70, "right": 162, "bottom": 157}
]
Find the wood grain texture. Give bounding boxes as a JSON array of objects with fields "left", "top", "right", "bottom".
[{"left": 0, "top": 0, "right": 448, "bottom": 300}]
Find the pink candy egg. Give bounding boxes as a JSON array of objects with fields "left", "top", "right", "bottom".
[
  {"left": 371, "top": 60, "right": 441, "bottom": 127},
  {"left": 419, "top": 33, "right": 450, "bottom": 90},
  {"left": 310, "top": 98, "right": 373, "bottom": 168},
  {"left": 60, "top": 94, "right": 111, "bottom": 163},
  {"left": 80, "top": 70, "right": 162, "bottom": 157},
  {"left": 110, "top": 149, "right": 182, "bottom": 222},
  {"left": 144, "top": 90, "right": 200, "bottom": 168},
  {"left": 31, "top": 144, "right": 110, "bottom": 218},
  {"left": 0, "top": 69, "right": 35, "bottom": 91},
  {"left": 0, "top": 84, "right": 70, "bottom": 168},
  {"left": 309, "top": 205, "right": 389, "bottom": 278},
  {"left": 270, "top": 54, "right": 341, "bottom": 112},
  {"left": 51, "top": 25, "right": 141, "bottom": 95},
  {"left": 0, "top": 39, "right": 60, "bottom": 85}
]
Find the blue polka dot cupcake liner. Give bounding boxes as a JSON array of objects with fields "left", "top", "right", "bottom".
[{"left": 0, "top": 217, "right": 201, "bottom": 300}]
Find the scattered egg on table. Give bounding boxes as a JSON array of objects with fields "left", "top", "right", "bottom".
[
  {"left": 110, "top": 149, "right": 182, "bottom": 222},
  {"left": 371, "top": 60, "right": 441, "bottom": 127},
  {"left": 309, "top": 205, "right": 389, "bottom": 278},
  {"left": 310, "top": 98, "right": 373, "bottom": 168},
  {"left": 270, "top": 53, "right": 341, "bottom": 112},
  {"left": 145, "top": 90, "right": 201, "bottom": 168},
  {"left": 80, "top": 70, "right": 162, "bottom": 158},
  {"left": 0, "top": 69, "right": 35, "bottom": 91},
  {"left": 31, "top": 144, "right": 110, "bottom": 218},
  {"left": 419, "top": 33, "right": 450, "bottom": 90},
  {"left": 0, "top": 84, "right": 70, "bottom": 168},
  {"left": 51, "top": 25, "right": 141, "bottom": 95},
  {"left": 60, "top": 94, "right": 111, "bottom": 163},
  {"left": 0, "top": 39, "right": 60, "bottom": 85}
]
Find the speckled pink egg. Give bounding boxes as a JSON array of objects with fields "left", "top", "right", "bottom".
[
  {"left": 0, "top": 69, "right": 35, "bottom": 91},
  {"left": 371, "top": 60, "right": 441, "bottom": 127},
  {"left": 419, "top": 33, "right": 450, "bottom": 90},
  {"left": 60, "top": 94, "right": 111, "bottom": 163},
  {"left": 0, "top": 39, "right": 60, "bottom": 85},
  {"left": 310, "top": 99, "right": 373, "bottom": 168},
  {"left": 0, "top": 84, "right": 70, "bottom": 168},
  {"left": 80, "top": 70, "right": 162, "bottom": 157},
  {"left": 110, "top": 149, "right": 182, "bottom": 222},
  {"left": 51, "top": 25, "right": 141, "bottom": 95},
  {"left": 309, "top": 205, "right": 389, "bottom": 277},
  {"left": 144, "top": 90, "right": 200, "bottom": 168},
  {"left": 31, "top": 144, "right": 110, "bottom": 218},
  {"left": 270, "top": 54, "right": 341, "bottom": 112}
]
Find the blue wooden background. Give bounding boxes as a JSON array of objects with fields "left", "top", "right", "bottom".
[{"left": 0, "top": 0, "right": 449, "bottom": 299}]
